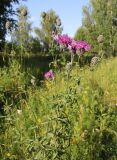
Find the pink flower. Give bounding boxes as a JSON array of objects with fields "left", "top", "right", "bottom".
[
  {"left": 76, "top": 41, "right": 91, "bottom": 51},
  {"left": 68, "top": 40, "right": 91, "bottom": 54},
  {"left": 53, "top": 34, "right": 72, "bottom": 47},
  {"left": 53, "top": 34, "right": 91, "bottom": 54},
  {"left": 44, "top": 70, "right": 54, "bottom": 80},
  {"left": 68, "top": 44, "right": 76, "bottom": 54},
  {"left": 68, "top": 40, "right": 78, "bottom": 54}
]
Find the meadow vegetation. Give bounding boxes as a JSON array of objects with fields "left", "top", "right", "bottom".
[
  {"left": 0, "top": 0, "right": 117, "bottom": 159},
  {"left": 0, "top": 56, "right": 117, "bottom": 160}
]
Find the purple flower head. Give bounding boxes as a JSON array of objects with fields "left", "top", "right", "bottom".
[
  {"left": 44, "top": 70, "right": 54, "bottom": 80},
  {"left": 53, "top": 34, "right": 91, "bottom": 55},
  {"left": 53, "top": 34, "right": 72, "bottom": 47},
  {"left": 68, "top": 40, "right": 91, "bottom": 54},
  {"left": 76, "top": 41, "right": 91, "bottom": 52},
  {"left": 68, "top": 40, "right": 78, "bottom": 54}
]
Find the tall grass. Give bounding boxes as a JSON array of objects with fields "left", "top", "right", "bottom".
[{"left": 0, "top": 57, "right": 117, "bottom": 160}]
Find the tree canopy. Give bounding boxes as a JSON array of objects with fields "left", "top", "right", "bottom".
[
  {"left": 0, "top": 0, "right": 24, "bottom": 50},
  {"left": 75, "top": 0, "right": 117, "bottom": 57}
]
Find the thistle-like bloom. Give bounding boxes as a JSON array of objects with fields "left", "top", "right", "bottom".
[
  {"left": 53, "top": 34, "right": 91, "bottom": 54},
  {"left": 53, "top": 34, "right": 72, "bottom": 47},
  {"left": 90, "top": 56, "right": 100, "bottom": 66},
  {"left": 76, "top": 40, "right": 91, "bottom": 52},
  {"left": 97, "top": 35, "right": 104, "bottom": 43},
  {"left": 65, "top": 62, "right": 72, "bottom": 71},
  {"left": 21, "top": 9, "right": 27, "bottom": 16},
  {"left": 68, "top": 41, "right": 77, "bottom": 54},
  {"left": 44, "top": 70, "right": 54, "bottom": 80},
  {"left": 68, "top": 40, "right": 91, "bottom": 54}
]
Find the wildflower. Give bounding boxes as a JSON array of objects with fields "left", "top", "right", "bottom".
[
  {"left": 53, "top": 34, "right": 91, "bottom": 54},
  {"left": 44, "top": 70, "right": 54, "bottom": 80},
  {"left": 68, "top": 40, "right": 91, "bottom": 54},
  {"left": 68, "top": 40, "right": 78, "bottom": 54},
  {"left": 53, "top": 34, "right": 72, "bottom": 47},
  {"left": 76, "top": 40, "right": 91, "bottom": 52}
]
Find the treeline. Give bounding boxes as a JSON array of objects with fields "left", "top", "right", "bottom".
[
  {"left": 0, "top": 0, "right": 62, "bottom": 56},
  {"left": 0, "top": 0, "right": 117, "bottom": 57},
  {"left": 75, "top": 0, "right": 117, "bottom": 57}
]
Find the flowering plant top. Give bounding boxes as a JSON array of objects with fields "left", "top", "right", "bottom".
[
  {"left": 44, "top": 70, "right": 54, "bottom": 80},
  {"left": 53, "top": 34, "right": 91, "bottom": 54}
]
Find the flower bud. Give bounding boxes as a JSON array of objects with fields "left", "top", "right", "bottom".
[
  {"left": 90, "top": 56, "right": 100, "bottom": 66},
  {"left": 56, "top": 18, "right": 61, "bottom": 26},
  {"left": 21, "top": 9, "right": 27, "bottom": 16},
  {"left": 41, "top": 12, "right": 46, "bottom": 19},
  {"left": 97, "top": 35, "right": 104, "bottom": 43},
  {"left": 65, "top": 62, "right": 72, "bottom": 71}
]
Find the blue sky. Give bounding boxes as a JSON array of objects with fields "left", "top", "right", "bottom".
[{"left": 21, "top": 0, "right": 89, "bottom": 37}]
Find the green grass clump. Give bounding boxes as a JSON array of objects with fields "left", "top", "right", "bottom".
[{"left": 0, "top": 58, "right": 117, "bottom": 160}]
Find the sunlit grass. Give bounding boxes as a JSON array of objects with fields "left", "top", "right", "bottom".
[{"left": 0, "top": 57, "right": 117, "bottom": 159}]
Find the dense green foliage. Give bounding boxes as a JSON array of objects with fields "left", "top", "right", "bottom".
[
  {"left": 0, "top": 57, "right": 117, "bottom": 160},
  {"left": 0, "top": 0, "right": 25, "bottom": 50},
  {"left": 75, "top": 0, "right": 117, "bottom": 57},
  {"left": 0, "top": 1, "right": 117, "bottom": 159}
]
